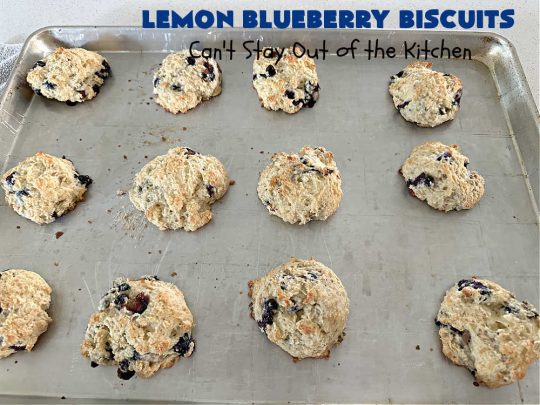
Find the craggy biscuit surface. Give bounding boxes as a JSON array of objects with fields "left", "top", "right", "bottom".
[
  {"left": 0, "top": 269, "right": 52, "bottom": 358},
  {"left": 389, "top": 62, "right": 462, "bottom": 127},
  {"left": 249, "top": 258, "right": 349, "bottom": 360},
  {"left": 436, "top": 278, "right": 540, "bottom": 388},
  {"left": 400, "top": 141, "right": 484, "bottom": 211},
  {"left": 81, "top": 276, "right": 195, "bottom": 379}
]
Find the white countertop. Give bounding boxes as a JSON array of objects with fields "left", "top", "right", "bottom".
[{"left": 0, "top": 0, "right": 538, "bottom": 105}]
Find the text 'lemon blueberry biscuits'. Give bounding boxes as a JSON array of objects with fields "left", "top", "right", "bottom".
[
  {"left": 0, "top": 269, "right": 52, "bottom": 359},
  {"left": 1, "top": 152, "right": 92, "bottom": 224},
  {"left": 81, "top": 276, "right": 195, "bottom": 380},
  {"left": 153, "top": 50, "right": 222, "bottom": 114},
  {"left": 27, "top": 47, "right": 110, "bottom": 105},
  {"left": 389, "top": 62, "right": 462, "bottom": 127},
  {"left": 257, "top": 146, "right": 342, "bottom": 225},
  {"left": 252, "top": 47, "right": 320, "bottom": 114},
  {"left": 399, "top": 141, "right": 484, "bottom": 212},
  {"left": 436, "top": 278, "right": 539, "bottom": 388},
  {"left": 129, "top": 147, "right": 229, "bottom": 231},
  {"left": 249, "top": 258, "right": 349, "bottom": 360}
]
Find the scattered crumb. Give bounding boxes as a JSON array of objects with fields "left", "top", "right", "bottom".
[
  {"left": 430, "top": 348, "right": 433, "bottom": 352},
  {"left": 239, "top": 291, "right": 243, "bottom": 295},
  {"left": 55, "top": 231, "right": 64, "bottom": 239},
  {"left": 116, "top": 189, "right": 127, "bottom": 197},
  {"left": 259, "top": 151, "right": 264, "bottom": 154},
  {"left": 171, "top": 272, "right": 177, "bottom": 277},
  {"left": 229, "top": 180, "right": 236, "bottom": 186},
  {"left": 473, "top": 382, "right": 479, "bottom": 387},
  {"left": 54, "top": 262, "right": 59, "bottom": 267},
  {"left": 182, "top": 127, "right": 187, "bottom": 131},
  {"left": 415, "top": 345, "right": 420, "bottom": 350},
  {"left": 123, "top": 155, "right": 128, "bottom": 160},
  {"left": 88, "top": 220, "right": 93, "bottom": 224},
  {"left": 16, "top": 226, "right": 20, "bottom": 229}
]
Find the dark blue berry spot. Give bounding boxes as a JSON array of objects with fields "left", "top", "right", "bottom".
[
  {"left": 397, "top": 100, "right": 411, "bottom": 110},
  {"left": 5, "top": 172, "right": 16, "bottom": 187},
  {"left": 186, "top": 57, "right": 196, "bottom": 65},
  {"left": 32, "top": 60, "right": 45, "bottom": 69},
  {"left": 257, "top": 299, "right": 278, "bottom": 332},
  {"left": 436, "top": 152, "right": 452, "bottom": 161},
  {"left": 173, "top": 333, "right": 194, "bottom": 356},
  {"left": 75, "top": 174, "right": 93, "bottom": 187},
  {"left": 266, "top": 65, "right": 276, "bottom": 77},
  {"left": 206, "top": 184, "right": 216, "bottom": 197},
  {"left": 285, "top": 90, "right": 295, "bottom": 99},
  {"left": 407, "top": 173, "right": 434, "bottom": 188}
]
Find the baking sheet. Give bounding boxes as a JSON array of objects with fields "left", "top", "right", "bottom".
[{"left": 0, "top": 27, "right": 538, "bottom": 404}]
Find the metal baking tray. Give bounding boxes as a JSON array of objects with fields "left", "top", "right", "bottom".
[{"left": 0, "top": 27, "right": 538, "bottom": 404}]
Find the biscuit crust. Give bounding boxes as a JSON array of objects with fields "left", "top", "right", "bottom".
[
  {"left": 257, "top": 146, "right": 342, "bottom": 224},
  {"left": 400, "top": 141, "right": 484, "bottom": 211},
  {"left": 389, "top": 62, "right": 462, "bottom": 127},
  {"left": 252, "top": 47, "right": 320, "bottom": 114},
  {"left": 27, "top": 47, "right": 110, "bottom": 104},
  {"left": 436, "top": 278, "right": 540, "bottom": 388},
  {"left": 153, "top": 50, "right": 222, "bottom": 114},
  {"left": 80, "top": 276, "right": 195, "bottom": 379},
  {"left": 129, "top": 147, "right": 229, "bottom": 231},
  {"left": 249, "top": 258, "right": 349, "bottom": 360},
  {"left": 0, "top": 269, "right": 52, "bottom": 359},
  {"left": 1, "top": 152, "right": 92, "bottom": 224}
]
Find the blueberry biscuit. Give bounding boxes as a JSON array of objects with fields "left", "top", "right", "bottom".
[
  {"left": 257, "top": 146, "right": 342, "bottom": 224},
  {"left": 27, "top": 47, "right": 110, "bottom": 105},
  {"left": 129, "top": 147, "right": 229, "bottom": 231},
  {"left": 436, "top": 278, "right": 540, "bottom": 388},
  {"left": 0, "top": 269, "right": 52, "bottom": 359},
  {"left": 1, "top": 152, "right": 92, "bottom": 224},
  {"left": 389, "top": 62, "right": 462, "bottom": 127},
  {"left": 249, "top": 258, "right": 349, "bottom": 360},
  {"left": 81, "top": 276, "right": 195, "bottom": 379},
  {"left": 400, "top": 141, "right": 484, "bottom": 212},
  {"left": 252, "top": 47, "right": 320, "bottom": 114},
  {"left": 153, "top": 50, "right": 222, "bottom": 114}
]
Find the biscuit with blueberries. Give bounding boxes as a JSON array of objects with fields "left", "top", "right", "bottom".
[
  {"left": 436, "top": 278, "right": 540, "bottom": 388},
  {"left": 252, "top": 47, "right": 320, "bottom": 114},
  {"left": 400, "top": 141, "right": 484, "bottom": 212},
  {"left": 257, "top": 146, "right": 342, "bottom": 224},
  {"left": 389, "top": 62, "right": 462, "bottom": 127},
  {"left": 249, "top": 258, "right": 349, "bottom": 360},
  {"left": 81, "top": 276, "right": 195, "bottom": 380},
  {"left": 153, "top": 50, "right": 222, "bottom": 114},
  {"left": 1, "top": 152, "right": 92, "bottom": 224},
  {"left": 27, "top": 47, "right": 110, "bottom": 105},
  {"left": 0, "top": 269, "right": 52, "bottom": 359},
  {"left": 129, "top": 147, "right": 229, "bottom": 231}
]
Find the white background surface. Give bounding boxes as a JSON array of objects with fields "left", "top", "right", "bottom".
[{"left": 0, "top": 0, "right": 538, "bottom": 104}]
